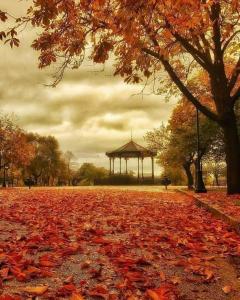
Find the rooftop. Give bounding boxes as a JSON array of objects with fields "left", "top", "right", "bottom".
[{"left": 106, "top": 140, "right": 157, "bottom": 158}]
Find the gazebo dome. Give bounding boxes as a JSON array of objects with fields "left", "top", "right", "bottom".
[{"left": 106, "top": 140, "right": 157, "bottom": 158}]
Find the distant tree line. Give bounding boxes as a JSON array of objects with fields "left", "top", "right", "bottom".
[{"left": 0, "top": 114, "right": 108, "bottom": 187}]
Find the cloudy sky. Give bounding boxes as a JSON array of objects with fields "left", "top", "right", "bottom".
[{"left": 0, "top": 1, "right": 176, "bottom": 174}]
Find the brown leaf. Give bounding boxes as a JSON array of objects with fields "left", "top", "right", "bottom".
[{"left": 170, "top": 276, "right": 181, "bottom": 285}]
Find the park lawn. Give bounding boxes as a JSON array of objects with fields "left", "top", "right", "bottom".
[
  {"left": 197, "top": 191, "right": 240, "bottom": 221},
  {"left": 0, "top": 188, "right": 240, "bottom": 300}
]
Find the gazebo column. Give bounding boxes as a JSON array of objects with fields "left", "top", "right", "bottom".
[
  {"left": 141, "top": 157, "right": 144, "bottom": 179},
  {"left": 151, "top": 156, "right": 154, "bottom": 180},
  {"left": 125, "top": 158, "right": 128, "bottom": 174},
  {"left": 109, "top": 157, "right": 112, "bottom": 175},
  {"left": 137, "top": 157, "right": 140, "bottom": 179},
  {"left": 112, "top": 158, "right": 115, "bottom": 174},
  {"left": 120, "top": 157, "right": 122, "bottom": 174}
]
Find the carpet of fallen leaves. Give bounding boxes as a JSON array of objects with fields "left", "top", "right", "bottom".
[
  {"left": 198, "top": 191, "right": 240, "bottom": 220},
  {"left": 0, "top": 188, "right": 240, "bottom": 300}
]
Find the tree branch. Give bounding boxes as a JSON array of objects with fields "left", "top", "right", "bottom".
[
  {"left": 222, "top": 30, "right": 240, "bottom": 54},
  {"left": 171, "top": 31, "right": 213, "bottom": 73},
  {"left": 142, "top": 47, "right": 220, "bottom": 123},
  {"left": 228, "top": 56, "right": 240, "bottom": 93},
  {"left": 231, "top": 86, "right": 240, "bottom": 105}
]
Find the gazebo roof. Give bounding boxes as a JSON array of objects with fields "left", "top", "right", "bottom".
[{"left": 106, "top": 140, "right": 157, "bottom": 158}]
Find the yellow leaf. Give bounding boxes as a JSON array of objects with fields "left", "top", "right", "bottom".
[
  {"left": 70, "top": 293, "right": 85, "bottom": 300},
  {"left": 21, "top": 285, "right": 48, "bottom": 295},
  {"left": 222, "top": 285, "right": 232, "bottom": 294},
  {"left": 204, "top": 269, "right": 214, "bottom": 281},
  {"left": 147, "top": 290, "right": 160, "bottom": 300}
]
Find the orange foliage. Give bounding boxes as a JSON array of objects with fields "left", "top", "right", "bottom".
[{"left": 0, "top": 189, "right": 240, "bottom": 298}]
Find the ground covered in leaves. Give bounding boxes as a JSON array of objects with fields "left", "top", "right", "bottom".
[
  {"left": 197, "top": 191, "right": 240, "bottom": 221},
  {"left": 0, "top": 188, "right": 240, "bottom": 300}
]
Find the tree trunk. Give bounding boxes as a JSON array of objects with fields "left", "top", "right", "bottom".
[
  {"left": 222, "top": 111, "right": 240, "bottom": 194},
  {"left": 214, "top": 173, "right": 219, "bottom": 186},
  {"left": 183, "top": 162, "right": 194, "bottom": 190}
]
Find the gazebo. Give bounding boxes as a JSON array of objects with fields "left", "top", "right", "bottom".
[{"left": 106, "top": 139, "right": 157, "bottom": 179}]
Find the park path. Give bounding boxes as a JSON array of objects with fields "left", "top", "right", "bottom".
[{"left": 0, "top": 188, "right": 239, "bottom": 299}]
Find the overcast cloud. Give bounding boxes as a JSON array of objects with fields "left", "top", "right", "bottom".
[{"left": 0, "top": 1, "right": 177, "bottom": 174}]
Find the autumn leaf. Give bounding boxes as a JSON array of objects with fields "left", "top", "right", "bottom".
[
  {"left": 203, "top": 269, "right": 214, "bottom": 282},
  {"left": 21, "top": 285, "right": 48, "bottom": 295},
  {"left": 0, "top": 268, "right": 9, "bottom": 280},
  {"left": 147, "top": 285, "right": 178, "bottom": 300},
  {"left": 70, "top": 293, "right": 85, "bottom": 300},
  {"left": 88, "top": 284, "right": 109, "bottom": 299},
  {"left": 170, "top": 276, "right": 181, "bottom": 285},
  {"left": 58, "top": 284, "right": 77, "bottom": 296},
  {"left": 0, "top": 296, "right": 21, "bottom": 300},
  {"left": 222, "top": 285, "right": 232, "bottom": 294},
  {"left": 0, "top": 11, "right": 7, "bottom": 22}
]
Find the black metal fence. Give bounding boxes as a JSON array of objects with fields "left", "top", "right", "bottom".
[{"left": 94, "top": 174, "right": 163, "bottom": 185}]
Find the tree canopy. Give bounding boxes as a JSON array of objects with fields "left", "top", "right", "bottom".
[
  {"left": 1, "top": 0, "right": 240, "bottom": 193},
  {"left": 145, "top": 98, "right": 223, "bottom": 189}
]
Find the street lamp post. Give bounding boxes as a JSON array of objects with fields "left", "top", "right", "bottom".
[
  {"left": 3, "top": 165, "right": 8, "bottom": 188},
  {"left": 195, "top": 108, "right": 207, "bottom": 193}
]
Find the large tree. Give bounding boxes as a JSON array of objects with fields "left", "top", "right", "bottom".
[
  {"left": 26, "top": 133, "right": 63, "bottom": 185},
  {"left": 1, "top": 0, "right": 240, "bottom": 193}
]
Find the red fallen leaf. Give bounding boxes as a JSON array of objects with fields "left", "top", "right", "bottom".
[
  {"left": 21, "top": 285, "right": 48, "bottom": 295},
  {"left": 109, "top": 293, "right": 118, "bottom": 300},
  {"left": 159, "top": 272, "right": 166, "bottom": 281},
  {"left": 39, "top": 259, "right": 55, "bottom": 267},
  {"left": 116, "top": 278, "right": 128, "bottom": 289},
  {"left": 126, "top": 271, "right": 145, "bottom": 282},
  {"left": 203, "top": 256, "right": 215, "bottom": 261},
  {"left": 25, "top": 266, "right": 41, "bottom": 278},
  {"left": 39, "top": 254, "right": 57, "bottom": 267},
  {"left": 147, "top": 284, "right": 179, "bottom": 300},
  {"left": 114, "top": 256, "right": 136, "bottom": 266},
  {"left": 0, "top": 295, "right": 21, "bottom": 300},
  {"left": 88, "top": 284, "right": 109, "bottom": 299},
  {"left": 8, "top": 253, "right": 23, "bottom": 263},
  {"left": 57, "top": 284, "right": 76, "bottom": 296},
  {"left": 10, "top": 267, "right": 27, "bottom": 282},
  {"left": 40, "top": 269, "right": 53, "bottom": 277},
  {"left": 92, "top": 237, "right": 111, "bottom": 245},
  {"left": 62, "top": 243, "right": 81, "bottom": 256},
  {"left": 79, "top": 279, "right": 87, "bottom": 286},
  {"left": 0, "top": 267, "right": 9, "bottom": 280}
]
